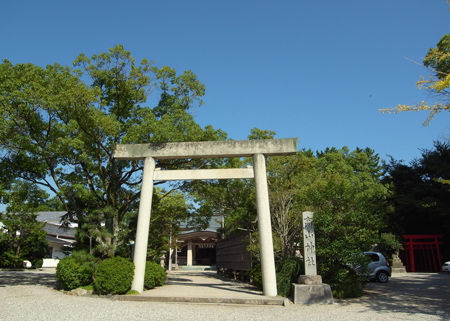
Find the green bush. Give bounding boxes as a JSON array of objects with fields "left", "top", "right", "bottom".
[
  {"left": 144, "top": 261, "right": 167, "bottom": 289},
  {"left": 375, "top": 233, "right": 402, "bottom": 266},
  {"left": 56, "top": 258, "right": 87, "bottom": 290},
  {"left": 250, "top": 258, "right": 303, "bottom": 297},
  {"left": 328, "top": 269, "right": 363, "bottom": 298},
  {"left": 276, "top": 257, "right": 303, "bottom": 297},
  {"left": 31, "top": 258, "right": 43, "bottom": 269},
  {"left": 56, "top": 251, "right": 97, "bottom": 290},
  {"left": 249, "top": 262, "right": 263, "bottom": 290},
  {"left": 317, "top": 251, "right": 367, "bottom": 299},
  {"left": 93, "top": 257, "right": 134, "bottom": 295}
]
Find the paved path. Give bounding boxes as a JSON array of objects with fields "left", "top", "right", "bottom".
[
  {"left": 143, "top": 271, "right": 263, "bottom": 298},
  {"left": 344, "top": 272, "right": 450, "bottom": 317},
  {"left": 0, "top": 269, "right": 449, "bottom": 321},
  {"left": 119, "top": 271, "right": 284, "bottom": 305},
  {"left": 0, "top": 269, "right": 57, "bottom": 287}
]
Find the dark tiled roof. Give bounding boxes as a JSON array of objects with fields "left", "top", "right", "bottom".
[
  {"left": 44, "top": 222, "right": 75, "bottom": 239},
  {"left": 177, "top": 230, "right": 217, "bottom": 241},
  {"left": 36, "top": 211, "right": 68, "bottom": 224}
]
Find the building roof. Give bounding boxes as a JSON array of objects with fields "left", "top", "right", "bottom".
[
  {"left": 36, "top": 211, "right": 68, "bottom": 224},
  {"left": 177, "top": 230, "right": 217, "bottom": 242},
  {"left": 44, "top": 222, "right": 75, "bottom": 239},
  {"left": 46, "top": 235, "right": 75, "bottom": 246},
  {"left": 36, "top": 211, "right": 78, "bottom": 228}
]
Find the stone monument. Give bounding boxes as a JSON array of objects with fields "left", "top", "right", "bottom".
[{"left": 292, "top": 211, "right": 333, "bottom": 304}]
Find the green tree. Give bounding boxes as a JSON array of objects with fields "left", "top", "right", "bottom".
[
  {"left": 308, "top": 148, "right": 390, "bottom": 296},
  {"left": 0, "top": 182, "right": 48, "bottom": 268},
  {"left": 140, "top": 188, "right": 191, "bottom": 261},
  {"left": 219, "top": 141, "right": 390, "bottom": 297},
  {"left": 380, "top": 34, "right": 450, "bottom": 125},
  {"left": 0, "top": 45, "right": 223, "bottom": 257},
  {"left": 191, "top": 128, "right": 392, "bottom": 297},
  {"left": 385, "top": 140, "right": 450, "bottom": 258},
  {"left": 267, "top": 151, "right": 316, "bottom": 259},
  {"left": 188, "top": 158, "right": 256, "bottom": 236}
]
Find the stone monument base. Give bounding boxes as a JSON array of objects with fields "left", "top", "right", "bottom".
[
  {"left": 292, "top": 274, "right": 333, "bottom": 305},
  {"left": 298, "top": 275, "right": 322, "bottom": 285},
  {"left": 292, "top": 283, "right": 334, "bottom": 305}
]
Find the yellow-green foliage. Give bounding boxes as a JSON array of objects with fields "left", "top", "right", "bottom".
[{"left": 380, "top": 34, "right": 449, "bottom": 125}]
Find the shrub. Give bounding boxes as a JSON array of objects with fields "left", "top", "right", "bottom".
[
  {"left": 318, "top": 251, "right": 367, "bottom": 299},
  {"left": 328, "top": 269, "right": 363, "bottom": 298},
  {"left": 249, "top": 262, "right": 263, "bottom": 290},
  {"left": 31, "top": 258, "right": 43, "bottom": 269},
  {"left": 56, "top": 251, "right": 97, "bottom": 290},
  {"left": 93, "top": 257, "right": 134, "bottom": 295},
  {"left": 56, "top": 257, "right": 86, "bottom": 290},
  {"left": 374, "top": 233, "right": 402, "bottom": 266},
  {"left": 276, "top": 257, "right": 303, "bottom": 297},
  {"left": 144, "top": 261, "right": 167, "bottom": 289},
  {"left": 250, "top": 257, "right": 303, "bottom": 297}
]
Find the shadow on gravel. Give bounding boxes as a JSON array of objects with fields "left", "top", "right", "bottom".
[
  {"left": 340, "top": 273, "right": 450, "bottom": 320},
  {"left": 162, "top": 271, "right": 261, "bottom": 296},
  {"left": 0, "top": 270, "right": 57, "bottom": 288}
]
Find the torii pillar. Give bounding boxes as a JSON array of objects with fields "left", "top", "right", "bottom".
[{"left": 114, "top": 138, "right": 298, "bottom": 296}]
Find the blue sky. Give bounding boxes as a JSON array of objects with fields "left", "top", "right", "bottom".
[{"left": 2, "top": 0, "right": 449, "bottom": 163}]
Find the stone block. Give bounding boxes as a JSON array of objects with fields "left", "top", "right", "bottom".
[
  {"left": 298, "top": 275, "right": 322, "bottom": 285},
  {"left": 292, "top": 284, "right": 334, "bottom": 305},
  {"left": 68, "top": 288, "right": 88, "bottom": 296}
]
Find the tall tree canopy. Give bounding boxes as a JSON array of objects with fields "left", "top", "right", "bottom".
[
  {"left": 190, "top": 128, "right": 392, "bottom": 296},
  {"left": 385, "top": 140, "right": 450, "bottom": 257},
  {"left": 267, "top": 146, "right": 393, "bottom": 297},
  {"left": 380, "top": 34, "right": 450, "bottom": 125},
  {"left": 0, "top": 45, "right": 224, "bottom": 257}
]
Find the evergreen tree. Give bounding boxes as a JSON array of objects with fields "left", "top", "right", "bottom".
[
  {"left": 0, "top": 182, "right": 48, "bottom": 268},
  {"left": 0, "top": 45, "right": 224, "bottom": 257}
]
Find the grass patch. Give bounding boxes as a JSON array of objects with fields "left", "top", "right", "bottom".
[
  {"left": 80, "top": 284, "right": 94, "bottom": 291},
  {"left": 126, "top": 290, "right": 140, "bottom": 295}
]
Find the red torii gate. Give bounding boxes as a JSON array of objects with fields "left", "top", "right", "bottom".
[{"left": 401, "top": 234, "right": 444, "bottom": 272}]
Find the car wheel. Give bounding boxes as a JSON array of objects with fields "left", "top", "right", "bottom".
[{"left": 376, "top": 271, "right": 389, "bottom": 283}]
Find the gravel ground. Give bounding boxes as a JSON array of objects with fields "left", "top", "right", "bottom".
[{"left": 0, "top": 270, "right": 449, "bottom": 321}]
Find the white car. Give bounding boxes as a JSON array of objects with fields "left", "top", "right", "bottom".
[{"left": 443, "top": 261, "right": 450, "bottom": 272}]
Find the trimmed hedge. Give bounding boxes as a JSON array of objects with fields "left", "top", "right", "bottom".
[
  {"left": 56, "top": 251, "right": 97, "bottom": 290},
  {"left": 93, "top": 257, "right": 134, "bottom": 295},
  {"left": 144, "top": 261, "right": 167, "bottom": 289}
]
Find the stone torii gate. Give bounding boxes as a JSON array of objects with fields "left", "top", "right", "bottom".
[{"left": 114, "top": 138, "right": 297, "bottom": 296}]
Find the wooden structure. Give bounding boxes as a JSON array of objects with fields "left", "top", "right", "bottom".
[{"left": 216, "top": 231, "right": 252, "bottom": 273}]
